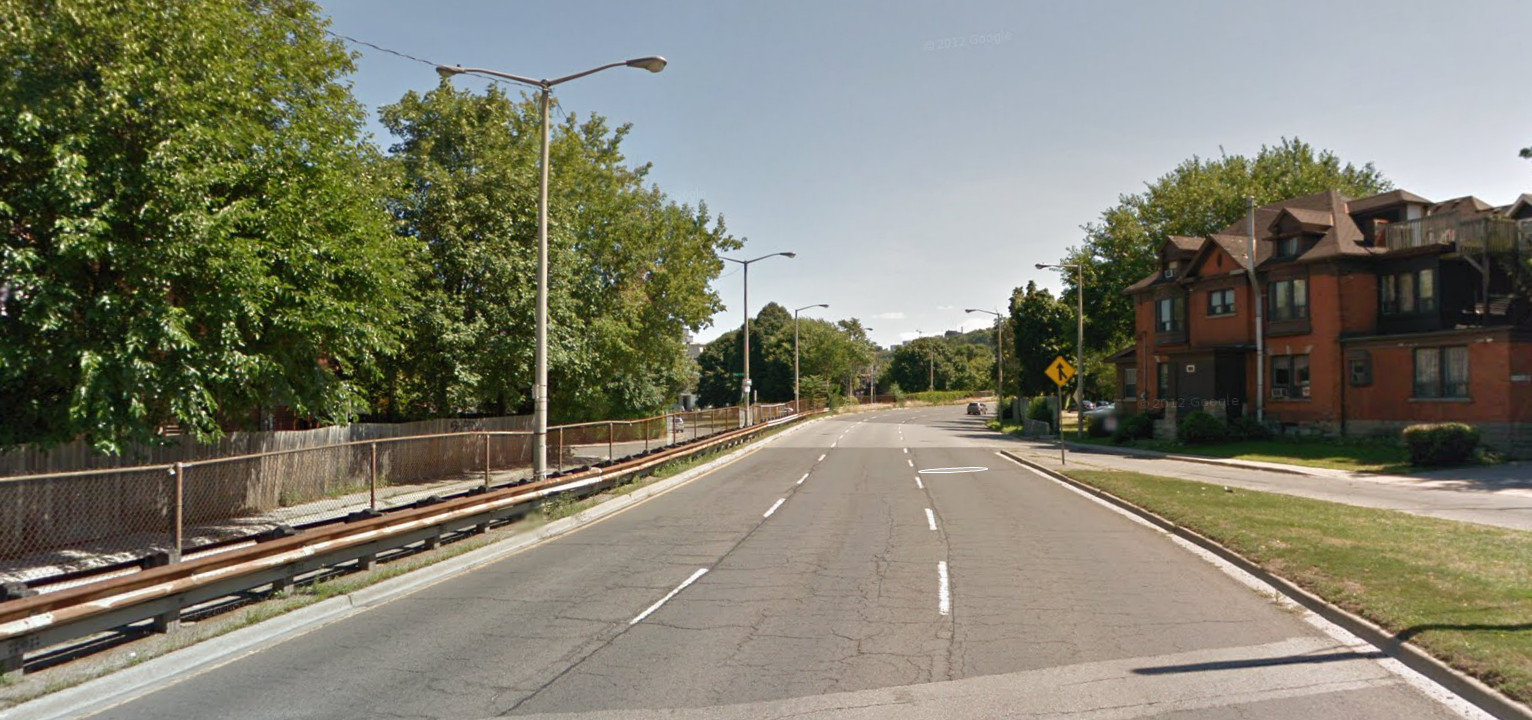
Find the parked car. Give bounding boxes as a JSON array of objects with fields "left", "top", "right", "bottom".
[
  {"left": 966, "top": 402, "right": 985, "bottom": 415},
  {"left": 1083, "top": 402, "right": 1115, "bottom": 419}
]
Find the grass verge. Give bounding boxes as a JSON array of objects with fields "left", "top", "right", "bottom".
[
  {"left": 989, "top": 419, "right": 1416, "bottom": 473},
  {"left": 1064, "top": 468, "right": 1532, "bottom": 704}
]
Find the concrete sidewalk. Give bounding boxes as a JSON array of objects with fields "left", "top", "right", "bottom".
[{"left": 999, "top": 434, "right": 1532, "bottom": 531}]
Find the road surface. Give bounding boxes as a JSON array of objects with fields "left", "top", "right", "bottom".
[{"left": 85, "top": 408, "right": 1472, "bottom": 719}]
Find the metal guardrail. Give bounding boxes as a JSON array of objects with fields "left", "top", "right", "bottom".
[
  {"left": 0, "top": 407, "right": 818, "bottom": 677},
  {"left": 0, "top": 405, "right": 804, "bottom": 591}
]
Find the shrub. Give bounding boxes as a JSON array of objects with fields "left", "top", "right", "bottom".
[
  {"left": 1227, "top": 416, "right": 1272, "bottom": 441},
  {"left": 1087, "top": 414, "right": 1111, "bottom": 438},
  {"left": 1177, "top": 411, "right": 1226, "bottom": 445},
  {"left": 1027, "top": 396, "right": 1052, "bottom": 424},
  {"left": 1112, "top": 412, "right": 1155, "bottom": 445},
  {"left": 1402, "top": 423, "right": 1480, "bottom": 466}
]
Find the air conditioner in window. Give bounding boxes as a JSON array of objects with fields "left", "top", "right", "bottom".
[
  {"left": 1301, "top": 385, "right": 1311, "bottom": 398},
  {"left": 1271, "top": 387, "right": 1289, "bottom": 399}
]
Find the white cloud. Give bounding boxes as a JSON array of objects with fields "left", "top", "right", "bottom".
[
  {"left": 873, "top": 311, "right": 906, "bottom": 320},
  {"left": 898, "top": 331, "right": 922, "bottom": 342}
]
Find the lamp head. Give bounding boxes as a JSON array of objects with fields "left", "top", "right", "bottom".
[
  {"left": 781, "top": 252, "right": 797, "bottom": 259},
  {"left": 436, "top": 65, "right": 465, "bottom": 79},
  {"left": 1035, "top": 263, "right": 1050, "bottom": 270},
  {"left": 964, "top": 308, "right": 978, "bottom": 314},
  {"left": 626, "top": 56, "right": 668, "bottom": 73}
]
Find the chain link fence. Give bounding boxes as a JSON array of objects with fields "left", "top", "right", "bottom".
[{"left": 0, "top": 403, "right": 808, "bottom": 586}]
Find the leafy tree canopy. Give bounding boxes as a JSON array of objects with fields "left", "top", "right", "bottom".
[
  {"left": 696, "top": 303, "right": 873, "bottom": 407},
  {"left": 0, "top": 0, "right": 415, "bottom": 451}
]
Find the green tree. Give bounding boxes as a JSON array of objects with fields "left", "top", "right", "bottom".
[
  {"left": 1060, "top": 138, "right": 1390, "bottom": 357},
  {"left": 881, "top": 337, "right": 965, "bottom": 392},
  {"left": 1009, "top": 282, "right": 1071, "bottom": 398},
  {"left": 377, "top": 82, "right": 737, "bottom": 421},
  {"left": 696, "top": 305, "right": 872, "bottom": 407},
  {"left": 0, "top": 0, "right": 415, "bottom": 451}
]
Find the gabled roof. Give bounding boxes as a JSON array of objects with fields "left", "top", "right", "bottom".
[
  {"left": 1271, "top": 207, "right": 1335, "bottom": 235},
  {"left": 1347, "top": 189, "right": 1432, "bottom": 215},
  {"left": 1166, "top": 235, "right": 1203, "bottom": 255},
  {"left": 1430, "top": 195, "right": 1495, "bottom": 216},
  {"left": 1502, "top": 194, "right": 1532, "bottom": 220}
]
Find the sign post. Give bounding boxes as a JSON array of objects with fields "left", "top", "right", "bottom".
[{"left": 1045, "top": 355, "right": 1077, "bottom": 465}]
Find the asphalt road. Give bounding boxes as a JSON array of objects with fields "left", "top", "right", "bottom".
[{"left": 86, "top": 408, "right": 1472, "bottom": 720}]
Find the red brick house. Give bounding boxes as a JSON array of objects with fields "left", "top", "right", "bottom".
[{"left": 1115, "top": 189, "right": 1532, "bottom": 455}]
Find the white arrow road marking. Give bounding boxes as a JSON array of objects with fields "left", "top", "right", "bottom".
[{"left": 631, "top": 568, "right": 709, "bottom": 625}]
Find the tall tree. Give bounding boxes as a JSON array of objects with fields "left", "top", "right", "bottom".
[
  {"left": 0, "top": 0, "right": 415, "bottom": 451},
  {"left": 378, "top": 83, "right": 738, "bottom": 421},
  {"left": 1060, "top": 138, "right": 1390, "bottom": 357},
  {"left": 1009, "top": 282, "right": 1071, "bottom": 398}
]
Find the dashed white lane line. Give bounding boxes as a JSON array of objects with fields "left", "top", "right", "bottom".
[
  {"left": 915, "top": 476, "right": 924, "bottom": 489},
  {"left": 631, "top": 568, "right": 709, "bottom": 625},
  {"left": 831, "top": 441, "right": 837, "bottom": 448},
  {"left": 763, "top": 498, "right": 786, "bottom": 518},
  {"left": 902, "top": 447, "right": 908, "bottom": 453},
  {"left": 938, "top": 561, "right": 951, "bottom": 616},
  {"left": 907, "top": 458, "right": 914, "bottom": 467},
  {"left": 797, "top": 472, "right": 810, "bottom": 485},
  {"left": 925, "top": 508, "right": 938, "bottom": 531},
  {"left": 818, "top": 454, "right": 827, "bottom": 462}
]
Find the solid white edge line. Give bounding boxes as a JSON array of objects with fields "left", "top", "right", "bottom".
[
  {"left": 818, "top": 454, "right": 827, "bottom": 462},
  {"left": 925, "top": 508, "right": 937, "bottom": 531},
  {"left": 991, "top": 451, "right": 1493, "bottom": 720},
  {"left": 763, "top": 497, "right": 786, "bottom": 518},
  {"left": 630, "top": 568, "right": 709, "bottom": 625},
  {"left": 797, "top": 472, "right": 810, "bottom": 485},
  {"left": 937, "top": 561, "right": 951, "bottom": 616},
  {"left": 915, "top": 476, "right": 924, "bottom": 489}
]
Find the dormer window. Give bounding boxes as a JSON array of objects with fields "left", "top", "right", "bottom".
[
  {"left": 1163, "top": 260, "right": 1180, "bottom": 279},
  {"left": 1275, "top": 236, "right": 1301, "bottom": 258}
]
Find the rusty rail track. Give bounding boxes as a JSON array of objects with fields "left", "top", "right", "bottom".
[{"left": 0, "top": 411, "right": 816, "bottom": 676}]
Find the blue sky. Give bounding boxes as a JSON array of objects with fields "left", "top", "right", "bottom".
[{"left": 321, "top": 0, "right": 1532, "bottom": 348}]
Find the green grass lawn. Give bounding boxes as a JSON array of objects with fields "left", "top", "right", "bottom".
[
  {"left": 996, "top": 421, "right": 1415, "bottom": 474},
  {"left": 1065, "top": 469, "right": 1532, "bottom": 704}
]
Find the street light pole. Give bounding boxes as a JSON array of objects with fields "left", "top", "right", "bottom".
[
  {"left": 723, "top": 253, "right": 796, "bottom": 425},
  {"left": 793, "top": 303, "right": 829, "bottom": 413},
  {"left": 437, "top": 56, "right": 667, "bottom": 482},
  {"left": 1037, "top": 262, "right": 1085, "bottom": 440},
  {"left": 966, "top": 308, "right": 1004, "bottom": 413}
]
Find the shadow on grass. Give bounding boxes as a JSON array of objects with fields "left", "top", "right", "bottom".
[{"left": 1395, "top": 623, "right": 1532, "bottom": 643}]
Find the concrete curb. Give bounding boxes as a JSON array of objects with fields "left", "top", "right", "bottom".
[
  {"left": 2, "top": 418, "right": 819, "bottom": 720},
  {"left": 999, "top": 449, "right": 1531, "bottom": 720}
]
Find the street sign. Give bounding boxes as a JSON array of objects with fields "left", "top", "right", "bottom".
[{"left": 1045, "top": 356, "right": 1076, "bottom": 388}]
